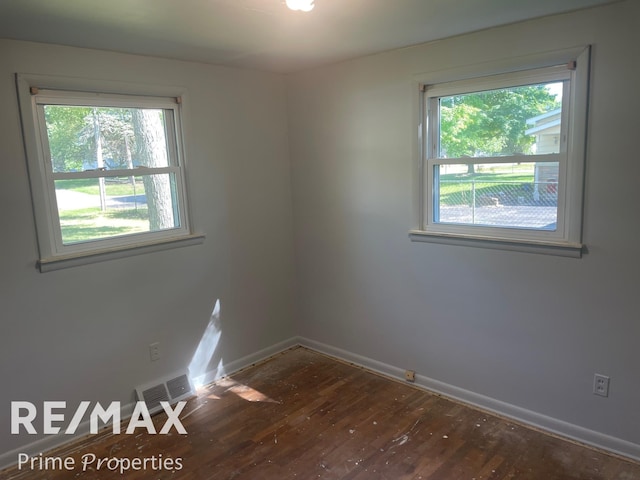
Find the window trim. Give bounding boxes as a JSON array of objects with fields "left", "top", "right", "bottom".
[
  {"left": 16, "top": 74, "right": 204, "bottom": 271},
  {"left": 410, "top": 46, "right": 590, "bottom": 257}
]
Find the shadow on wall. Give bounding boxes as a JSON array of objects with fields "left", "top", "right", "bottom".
[{"left": 189, "top": 299, "right": 225, "bottom": 388}]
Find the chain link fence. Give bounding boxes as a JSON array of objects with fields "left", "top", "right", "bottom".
[{"left": 437, "top": 179, "right": 558, "bottom": 230}]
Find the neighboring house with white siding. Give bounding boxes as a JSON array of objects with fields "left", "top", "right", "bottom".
[{"left": 526, "top": 108, "right": 561, "bottom": 203}]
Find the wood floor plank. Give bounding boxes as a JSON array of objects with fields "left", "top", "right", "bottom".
[{"left": 3, "top": 347, "right": 640, "bottom": 479}]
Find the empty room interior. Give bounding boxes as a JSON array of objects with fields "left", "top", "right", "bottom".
[{"left": 1, "top": 0, "right": 639, "bottom": 478}]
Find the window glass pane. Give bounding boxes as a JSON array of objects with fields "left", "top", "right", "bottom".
[
  {"left": 44, "top": 106, "right": 170, "bottom": 173},
  {"left": 438, "top": 82, "right": 563, "bottom": 158},
  {"left": 435, "top": 162, "right": 558, "bottom": 230},
  {"left": 55, "top": 174, "right": 180, "bottom": 244}
]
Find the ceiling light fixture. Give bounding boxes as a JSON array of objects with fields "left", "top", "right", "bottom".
[{"left": 286, "top": 0, "right": 314, "bottom": 12}]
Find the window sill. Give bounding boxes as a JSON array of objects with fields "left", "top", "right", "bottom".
[
  {"left": 408, "top": 230, "right": 583, "bottom": 258},
  {"left": 37, "top": 234, "right": 206, "bottom": 272}
]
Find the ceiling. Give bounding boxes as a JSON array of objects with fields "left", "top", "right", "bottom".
[{"left": 0, "top": 0, "right": 618, "bottom": 73}]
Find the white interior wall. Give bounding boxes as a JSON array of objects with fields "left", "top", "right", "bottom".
[
  {"left": 288, "top": 0, "right": 640, "bottom": 454},
  {"left": 0, "top": 39, "right": 296, "bottom": 458}
]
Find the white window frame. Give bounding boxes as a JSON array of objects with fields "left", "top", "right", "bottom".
[
  {"left": 16, "top": 74, "right": 204, "bottom": 271},
  {"left": 410, "top": 47, "right": 590, "bottom": 258}
]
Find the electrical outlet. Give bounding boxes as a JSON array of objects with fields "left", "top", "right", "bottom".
[
  {"left": 593, "top": 374, "right": 609, "bottom": 397},
  {"left": 149, "top": 342, "right": 160, "bottom": 362},
  {"left": 405, "top": 370, "right": 416, "bottom": 382}
]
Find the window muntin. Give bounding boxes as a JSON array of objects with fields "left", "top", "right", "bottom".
[
  {"left": 27, "top": 89, "right": 191, "bottom": 258},
  {"left": 423, "top": 65, "right": 576, "bottom": 243}
]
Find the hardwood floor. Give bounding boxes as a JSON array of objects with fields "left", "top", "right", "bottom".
[{"left": 4, "top": 346, "right": 640, "bottom": 479}]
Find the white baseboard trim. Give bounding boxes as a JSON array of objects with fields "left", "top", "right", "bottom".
[
  {"left": 0, "top": 401, "right": 137, "bottom": 471},
  {"left": 0, "top": 337, "right": 300, "bottom": 472},
  {"left": 298, "top": 336, "right": 640, "bottom": 463}
]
